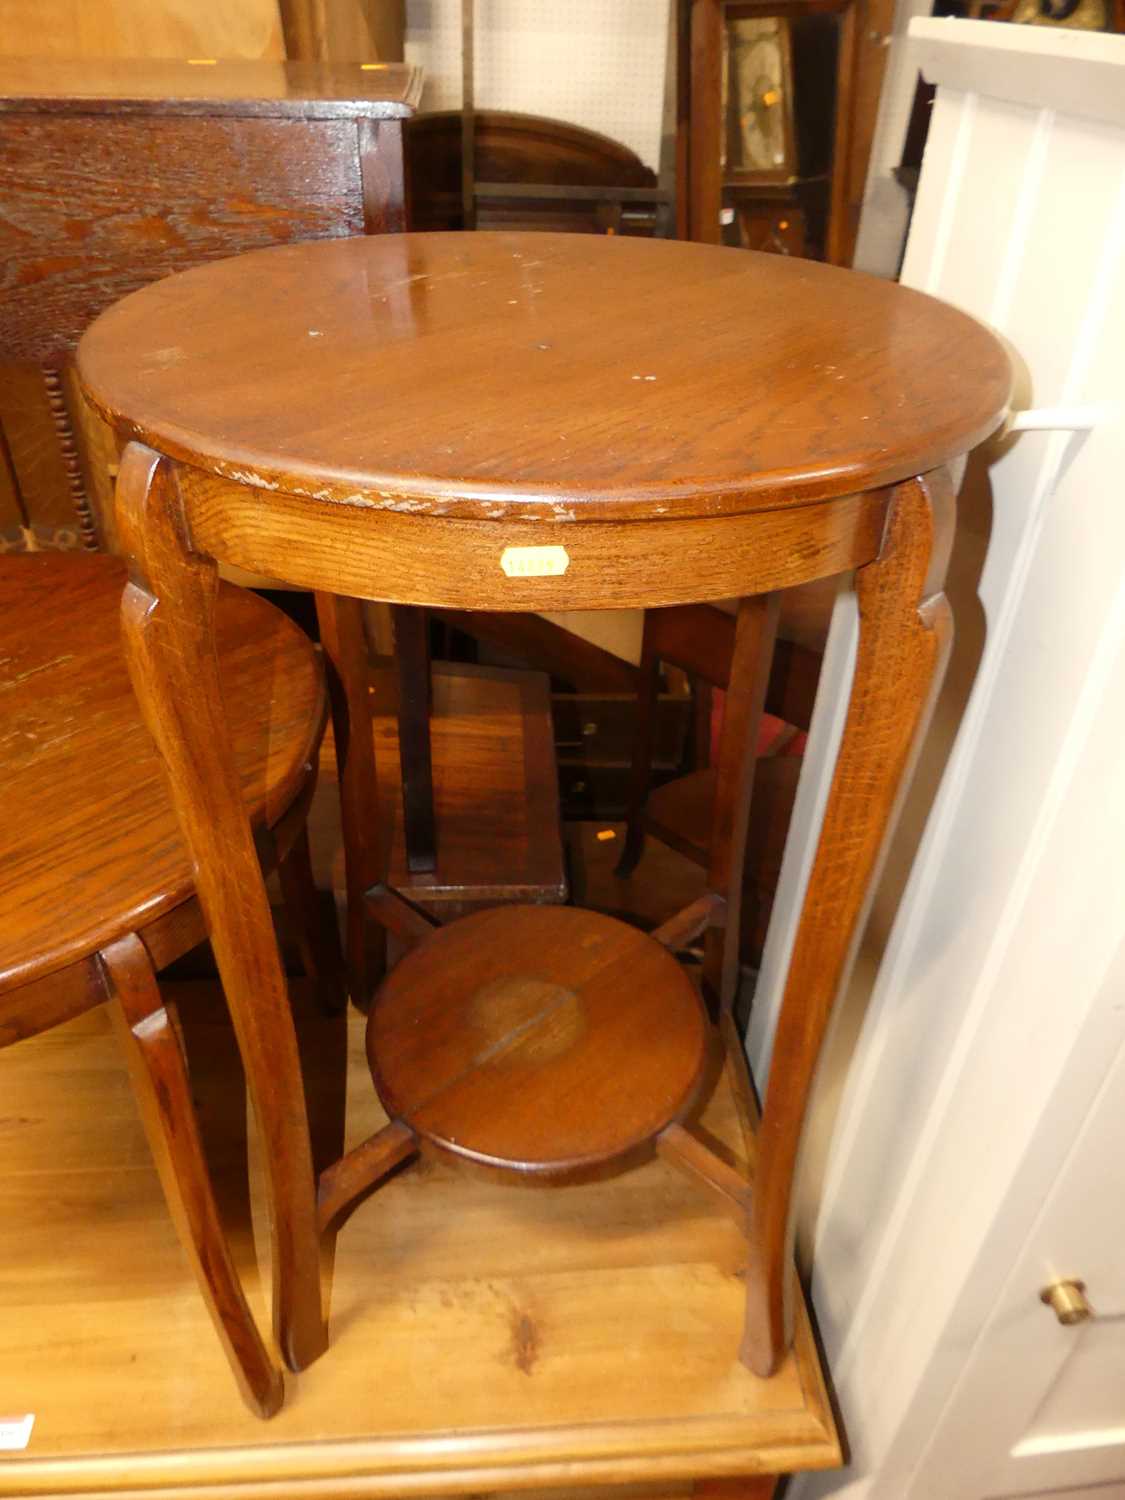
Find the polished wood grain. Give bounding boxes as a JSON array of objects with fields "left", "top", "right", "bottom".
[
  {"left": 744, "top": 470, "right": 955, "bottom": 1375},
  {"left": 369, "top": 905, "right": 710, "bottom": 1177},
  {"left": 351, "top": 579, "right": 779, "bottom": 1317},
  {"left": 316, "top": 1119, "right": 417, "bottom": 1233},
  {"left": 0, "top": 982, "right": 837, "bottom": 1495},
  {"left": 3, "top": 119, "right": 355, "bottom": 365},
  {"left": 166, "top": 466, "right": 892, "bottom": 609},
  {"left": 0, "top": 549, "right": 335, "bottom": 1413},
  {"left": 358, "top": 115, "right": 410, "bottom": 236},
  {"left": 103, "top": 933, "right": 283, "bottom": 1419},
  {"left": 115, "top": 446, "right": 326, "bottom": 1375},
  {"left": 77, "top": 234, "right": 1011, "bottom": 521},
  {"left": 77, "top": 230, "right": 1006, "bottom": 1468},
  {"left": 0, "top": 58, "right": 418, "bottom": 547},
  {"left": 0, "top": 553, "right": 323, "bottom": 992}
]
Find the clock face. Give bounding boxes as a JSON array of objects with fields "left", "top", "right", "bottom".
[{"left": 723, "top": 16, "right": 795, "bottom": 179}]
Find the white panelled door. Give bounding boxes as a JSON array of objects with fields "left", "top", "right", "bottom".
[{"left": 778, "top": 20, "right": 1125, "bottom": 1500}]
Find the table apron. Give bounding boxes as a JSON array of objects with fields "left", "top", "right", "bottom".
[{"left": 177, "top": 468, "right": 892, "bottom": 610}]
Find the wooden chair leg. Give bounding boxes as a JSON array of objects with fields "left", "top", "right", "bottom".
[
  {"left": 615, "top": 629, "right": 661, "bottom": 878},
  {"left": 392, "top": 603, "right": 437, "bottom": 874},
  {"left": 316, "top": 589, "right": 385, "bottom": 1009},
  {"left": 101, "top": 931, "right": 284, "bottom": 1419},
  {"left": 702, "top": 594, "right": 780, "bottom": 1015},
  {"left": 117, "top": 443, "right": 326, "bottom": 1374},
  {"left": 744, "top": 472, "right": 955, "bottom": 1376},
  {"left": 278, "top": 822, "right": 347, "bottom": 1016}
]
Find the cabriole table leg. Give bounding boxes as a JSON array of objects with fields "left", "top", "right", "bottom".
[
  {"left": 102, "top": 930, "right": 285, "bottom": 1417},
  {"left": 743, "top": 470, "right": 955, "bottom": 1375},
  {"left": 116, "top": 441, "right": 327, "bottom": 1374}
]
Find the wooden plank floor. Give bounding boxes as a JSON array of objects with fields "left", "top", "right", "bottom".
[{"left": 0, "top": 688, "right": 839, "bottom": 1499}]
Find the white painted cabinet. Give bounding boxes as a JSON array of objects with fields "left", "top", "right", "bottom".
[
  {"left": 911, "top": 991, "right": 1125, "bottom": 1498},
  {"left": 753, "top": 21, "right": 1125, "bottom": 1500}
]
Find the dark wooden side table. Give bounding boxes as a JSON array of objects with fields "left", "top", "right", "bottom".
[
  {"left": 0, "top": 56, "right": 420, "bottom": 552},
  {"left": 77, "top": 233, "right": 1008, "bottom": 1478}
]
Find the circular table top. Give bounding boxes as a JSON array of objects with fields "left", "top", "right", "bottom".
[
  {"left": 0, "top": 554, "right": 322, "bottom": 993},
  {"left": 77, "top": 232, "right": 1011, "bottom": 523},
  {"left": 368, "top": 904, "right": 709, "bottom": 1175}
]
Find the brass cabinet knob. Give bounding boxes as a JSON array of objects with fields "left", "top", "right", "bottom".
[{"left": 1040, "top": 1279, "right": 1093, "bottom": 1326}]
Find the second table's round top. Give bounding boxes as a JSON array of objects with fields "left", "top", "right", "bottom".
[{"left": 78, "top": 232, "right": 1011, "bottom": 522}]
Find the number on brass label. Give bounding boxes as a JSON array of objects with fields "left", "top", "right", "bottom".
[{"left": 500, "top": 545, "right": 570, "bottom": 578}]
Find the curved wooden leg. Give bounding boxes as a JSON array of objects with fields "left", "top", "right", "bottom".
[
  {"left": 743, "top": 472, "right": 955, "bottom": 1376},
  {"left": 101, "top": 932, "right": 284, "bottom": 1419},
  {"left": 116, "top": 444, "right": 326, "bottom": 1374},
  {"left": 278, "top": 822, "right": 347, "bottom": 1016},
  {"left": 315, "top": 590, "right": 385, "bottom": 1008}
]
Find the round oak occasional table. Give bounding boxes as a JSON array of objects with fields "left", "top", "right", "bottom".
[
  {"left": 0, "top": 551, "right": 341, "bottom": 1418},
  {"left": 76, "top": 233, "right": 1010, "bottom": 1437}
]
